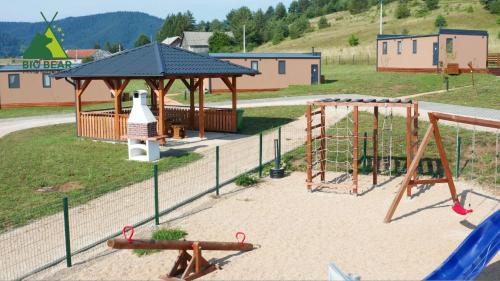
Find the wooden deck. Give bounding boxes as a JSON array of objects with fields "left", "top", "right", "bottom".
[{"left": 79, "top": 105, "right": 237, "bottom": 141}]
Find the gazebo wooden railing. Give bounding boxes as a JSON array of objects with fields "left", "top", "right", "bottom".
[{"left": 79, "top": 105, "right": 236, "bottom": 141}]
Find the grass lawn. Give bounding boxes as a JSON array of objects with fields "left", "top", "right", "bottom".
[
  {"left": 171, "top": 64, "right": 489, "bottom": 104},
  {"left": 417, "top": 76, "right": 500, "bottom": 110},
  {"left": 0, "top": 123, "right": 201, "bottom": 232},
  {"left": 283, "top": 111, "right": 499, "bottom": 187},
  {"left": 239, "top": 105, "right": 306, "bottom": 135}
]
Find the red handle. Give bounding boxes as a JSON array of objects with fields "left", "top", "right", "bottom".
[
  {"left": 235, "top": 231, "right": 246, "bottom": 245},
  {"left": 122, "top": 226, "right": 134, "bottom": 243}
]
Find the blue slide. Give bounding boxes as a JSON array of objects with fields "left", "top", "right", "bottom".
[{"left": 424, "top": 210, "right": 500, "bottom": 280}]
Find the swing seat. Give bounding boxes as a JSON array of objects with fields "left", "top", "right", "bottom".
[{"left": 452, "top": 202, "right": 473, "bottom": 215}]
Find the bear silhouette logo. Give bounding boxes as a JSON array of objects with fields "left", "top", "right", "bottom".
[{"left": 23, "top": 32, "right": 54, "bottom": 60}]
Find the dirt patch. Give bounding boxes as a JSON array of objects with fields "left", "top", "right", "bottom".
[{"left": 36, "top": 182, "right": 84, "bottom": 193}]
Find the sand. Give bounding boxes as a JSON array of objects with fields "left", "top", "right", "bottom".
[{"left": 31, "top": 172, "right": 499, "bottom": 280}]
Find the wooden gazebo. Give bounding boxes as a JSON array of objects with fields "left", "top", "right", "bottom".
[{"left": 53, "top": 43, "right": 258, "bottom": 142}]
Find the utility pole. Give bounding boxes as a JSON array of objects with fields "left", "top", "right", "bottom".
[
  {"left": 379, "top": 0, "right": 384, "bottom": 35},
  {"left": 243, "top": 25, "right": 246, "bottom": 53}
]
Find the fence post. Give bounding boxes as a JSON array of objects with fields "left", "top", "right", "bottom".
[
  {"left": 278, "top": 127, "right": 282, "bottom": 159},
  {"left": 216, "top": 145, "right": 220, "bottom": 196},
  {"left": 352, "top": 54, "right": 355, "bottom": 64},
  {"left": 259, "top": 133, "right": 263, "bottom": 178},
  {"left": 63, "top": 197, "right": 72, "bottom": 267},
  {"left": 154, "top": 164, "right": 159, "bottom": 225},
  {"left": 362, "top": 132, "right": 367, "bottom": 175},
  {"left": 455, "top": 136, "right": 461, "bottom": 179}
]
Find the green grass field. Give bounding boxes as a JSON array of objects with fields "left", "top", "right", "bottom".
[
  {"left": 0, "top": 123, "right": 201, "bottom": 232},
  {"left": 417, "top": 77, "right": 500, "bottom": 109},
  {"left": 171, "top": 64, "right": 495, "bottom": 106}
]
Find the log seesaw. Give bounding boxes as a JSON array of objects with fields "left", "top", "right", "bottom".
[{"left": 108, "top": 227, "right": 255, "bottom": 281}]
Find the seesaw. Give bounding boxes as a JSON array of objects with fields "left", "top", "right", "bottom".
[{"left": 108, "top": 227, "right": 255, "bottom": 281}]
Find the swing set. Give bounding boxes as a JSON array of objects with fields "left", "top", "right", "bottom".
[
  {"left": 305, "top": 98, "right": 419, "bottom": 194},
  {"left": 384, "top": 112, "right": 500, "bottom": 223}
]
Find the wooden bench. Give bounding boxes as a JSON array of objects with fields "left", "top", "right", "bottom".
[{"left": 445, "top": 63, "right": 460, "bottom": 75}]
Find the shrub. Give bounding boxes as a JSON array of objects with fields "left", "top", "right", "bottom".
[
  {"left": 134, "top": 228, "right": 188, "bottom": 256},
  {"left": 425, "top": 0, "right": 439, "bottom": 10},
  {"left": 395, "top": 1, "right": 411, "bottom": 19},
  {"left": 289, "top": 16, "right": 311, "bottom": 39},
  {"left": 348, "top": 34, "right": 359, "bottom": 46},
  {"left": 235, "top": 174, "right": 259, "bottom": 187},
  {"left": 415, "top": 5, "right": 430, "bottom": 17},
  {"left": 318, "top": 16, "right": 331, "bottom": 29},
  {"left": 434, "top": 15, "right": 448, "bottom": 28},
  {"left": 467, "top": 6, "right": 474, "bottom": 13}
]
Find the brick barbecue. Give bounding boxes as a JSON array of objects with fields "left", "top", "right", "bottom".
[
  {"left": 127, "top": 90, "right": 158, "bottom": 139},
  {"left": 127, "top": 90, "right": 160, "bottom": 162}
]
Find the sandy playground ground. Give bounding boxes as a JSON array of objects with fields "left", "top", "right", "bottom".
[{"left": 32, "top": 172, "right": 499, "bottom": 280}]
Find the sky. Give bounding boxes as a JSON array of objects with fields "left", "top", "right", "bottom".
[{"left": 0, "top": 0, "right": 294, "bottom": 22}]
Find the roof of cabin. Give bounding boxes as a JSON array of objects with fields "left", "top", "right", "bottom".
[
  {"left": 209, "top": 52, "right": 321, "bottom": 59},
  {"left": 377, "top": 28, "right": 488, "bottom": 40}
]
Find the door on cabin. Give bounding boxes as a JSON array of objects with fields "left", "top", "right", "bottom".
[
  {"left": 433, "top": 42, "right": 439, "bottom": 66},
  {"left": 311, "top": 64, "right": 319, "bottom": 85}
]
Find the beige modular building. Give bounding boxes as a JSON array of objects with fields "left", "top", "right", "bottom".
[
  {"left": 207, "top": 52, "right": 321, "bottom": 92},
  {"left": 0, "top": 65, "right": 111, "bottom": 108},
  {"left": 377, "top": 29, "right": 488, "bottom": 73}
]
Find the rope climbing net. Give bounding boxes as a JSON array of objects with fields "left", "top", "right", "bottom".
[{"left": 306, "top": 98, "right": 419, "bottom": 195}]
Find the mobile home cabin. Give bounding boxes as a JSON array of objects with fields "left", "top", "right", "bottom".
[
  {"left": 207, "top": 52, "right": 322, "bottom": 92},
  {"left": 377, "top": 29, "right": 488, "bottom": 74},
  {"left": 0, "top": 65, "right": 110, "bottom": 108}
]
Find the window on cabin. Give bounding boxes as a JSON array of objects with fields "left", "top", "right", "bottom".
[
  {"left": 278, "top": 60, "right": 286, "bottom": 74},
  {"left": 382, "top": 42, "right": 388, "bottom": 55},
  {"left": 251, "top": 61, "right": 259, "bottom": 71},
  {"left": 397, "top": 41, "right": 402, "bottom": 55},
  {"left": 8, "top": 74, "right": 20, "bottom": 89},
  {"left": 412, "top": 40, "right": 417, "bottom": 54},
  {"left": 446, "top": 38, "right": 453, "bottom": 53},
  {"left": 42, "top": 73, "right": 51, "bottom": 88}
]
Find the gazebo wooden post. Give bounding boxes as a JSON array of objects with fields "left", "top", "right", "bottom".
[
  {"left": 231, "top": 76, "right": 237, "bottom": 132},
  {"left": 74, "top": 79, "right": 91, "bottom": 137},
  {"left": 158, "top": 79, "right": 165, "bottom": 144},
  {"left": 198, "top": 78, "right": 205, "bottom": 138},
  {"left": 190, "top": 78, "right": 195, "bottom": 129},
  {"left": 150, "top": 87, "right": 157, "bottom": 111},
  {"left": 104, "top": 78, "right": 130, "bottom": 140}
]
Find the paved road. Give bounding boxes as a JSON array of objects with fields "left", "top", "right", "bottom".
[
  {"left": 209, "top": 94, "right": 500, "bottom": 121},
  {"left": 0, "top": 113, "right": 75, "bottom": 138}
]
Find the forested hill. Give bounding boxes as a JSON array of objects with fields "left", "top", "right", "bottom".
[{"left": 0, "top": 11, "right": 163, "bottom": 57}]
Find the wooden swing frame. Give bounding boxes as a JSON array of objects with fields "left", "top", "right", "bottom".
[
  {"left": 306, "top": 99, "right": 419, "bottom": 194},
  {"left": 384, "top": 112, "right": 500, "bottom": 223}
]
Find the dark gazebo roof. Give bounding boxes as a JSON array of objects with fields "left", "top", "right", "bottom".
[{"left": 53, "top": 42, "right": 259, "bottom": 79}]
